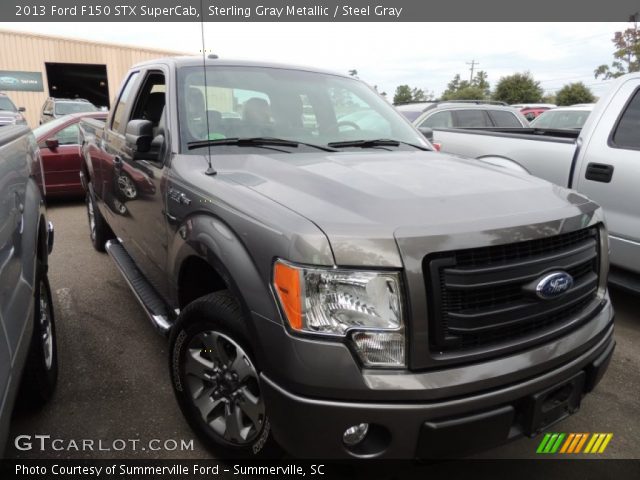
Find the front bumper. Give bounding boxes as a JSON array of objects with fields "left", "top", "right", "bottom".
[{"left": 261, "top": 325, "right": 615, "bottom": 459}]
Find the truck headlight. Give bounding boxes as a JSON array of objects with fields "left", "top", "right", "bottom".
[{"left": 273, "top": 260, "right": 405, "bottom": 368}]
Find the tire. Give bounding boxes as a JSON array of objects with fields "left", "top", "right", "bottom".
[
  {"left": 169, "top": 290, "right": 280, "bottom": 458},
  {"left": 18, "top": 261, "right": 58, "bottom": 409},
  {"left": 85, "top": 182, "right": 114, "bottom": 252}
]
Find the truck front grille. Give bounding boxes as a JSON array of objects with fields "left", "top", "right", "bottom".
[{"left": 424, "top": 226, "right": 601, "bottom": 354}]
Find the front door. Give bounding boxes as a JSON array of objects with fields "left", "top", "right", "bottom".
[
  {"left": 575, "top": 81, "right": 640, "bottom": 275},
  {"left": 111, "top": 69, "right": 171, "bottom": 298}
]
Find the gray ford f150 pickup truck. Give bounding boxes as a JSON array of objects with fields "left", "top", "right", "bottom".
[
  {"left": 427, "top": 73, "right": 640, "bottom": 294},
  {"left": 0, "top": 125, "right": 58, "bottom": 454},
  {"left": 79, "top": 57, "right": 615, "bottom": 459}
]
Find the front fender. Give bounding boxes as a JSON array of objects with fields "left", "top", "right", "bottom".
[{"left": 167, "top": 213, "right": 280, "bottom": 323}]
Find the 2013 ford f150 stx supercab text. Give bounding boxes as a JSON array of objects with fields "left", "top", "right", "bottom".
[
  {"left": 428, "top": 73, "right": 640, "bottom": 294},
  {"left": 79, "top": 57, "right": 615, "bottom": 459},
  {"left": 0, "top": 125, "right": 58, "bottom": 453}
]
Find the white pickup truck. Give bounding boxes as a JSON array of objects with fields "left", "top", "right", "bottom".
[{"left": 431, "top": 73, "right": 640, "bottom": 293}]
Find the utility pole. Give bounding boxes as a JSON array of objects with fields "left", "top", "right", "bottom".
[{"left": 466, "top": 60, "right": 479, "bottom": 83}]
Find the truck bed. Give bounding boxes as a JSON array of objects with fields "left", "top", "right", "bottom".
[{"left": 433, "top": 127, "right": 580, "bottom": 187}]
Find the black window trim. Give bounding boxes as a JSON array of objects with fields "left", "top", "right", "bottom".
[{"left": 607, "top": 85, "right": 640, "bottom": 152}]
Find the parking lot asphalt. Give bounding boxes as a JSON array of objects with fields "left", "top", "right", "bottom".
[{"left": 6, "top": 201, "right": 640, "bottom": 460}]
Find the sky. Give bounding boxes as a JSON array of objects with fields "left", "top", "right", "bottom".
[{"left": 0, "top": 22, "right": 631, "bottom": 99}]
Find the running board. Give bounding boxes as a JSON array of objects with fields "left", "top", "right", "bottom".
[{"left": 105, "top": 239, "right": 172, "bottom": 334}]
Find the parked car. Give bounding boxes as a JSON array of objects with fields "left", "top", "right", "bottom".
[
  {"left": 425, "top": 74, "right": 640, "bottom": 293},
  {"left": 32, "top": 112, "right": 108, "bottom": 197},
  {"left": 79, "top": 57, "right": 614, "bottom": 459},
  {"left": 0, "top": 93, "right": 27, "bottom": 127},
  {"left": 514, "top": 104, "right": 557, "bottom": 121},
  {"left": 413, "top": 102, "right": 529, "bottom": 129},
  {"left": 0, "top": 125, "right": 57, "bottom": 453},
  {"left": 394, "top": 101, "right": 438, "bottom": 121},
  {"left": 530, "top": 104, "right": 595, "bottom": 129},
  {"left": 39, "top": 98, "right": 97, "bottom": 125}
]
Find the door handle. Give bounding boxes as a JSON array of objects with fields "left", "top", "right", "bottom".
[{"left": 585, "top": 163, "right": 614, "bottom": 183}]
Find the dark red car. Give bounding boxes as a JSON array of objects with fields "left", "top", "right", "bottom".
[{"left": 33, "top": 111, "right": 108, "bottom": 197}]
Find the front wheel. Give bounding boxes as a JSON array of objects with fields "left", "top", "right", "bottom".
[{"left": 169, "top": 291, "right": 280, "bottom": 458}]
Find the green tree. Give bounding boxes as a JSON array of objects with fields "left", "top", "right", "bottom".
[
  {"left": 393, "top": 85, "right": 413, "bottom": 104},
  {"left": 441, "top": 71, "right": 491, "bottom": 100},
  {"left": 393, "top": 85, "right": 433, "bottom": 104},
  {"left": 493, "top": 72, "right": 543, "bottom": 104},
  {"left": 555, "top": 82, "right": 596, "bottom": 106},
  {"left": 594, "top": 15, "right": 639, "bottom": 79}
]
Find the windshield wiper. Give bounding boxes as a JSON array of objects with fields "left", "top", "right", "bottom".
[
  {"left": 188, "top": 137, "right": 337, "bottom": 152},
  {"left": 327, "top": 139, "right": 430, "bottom": 151}
]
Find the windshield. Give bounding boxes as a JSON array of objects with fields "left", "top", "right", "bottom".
[
  {"left": 55, "top": 101, "right": 97, "bottom": 115},
  {"left": 177, "top": 66, "right": 427, "bottom": 153},
  {"left": 530, "top": 109, "right": 591, "bottom": 129},
  {"left": 0, "top": 97, "right": 17, "bottom": 112}
]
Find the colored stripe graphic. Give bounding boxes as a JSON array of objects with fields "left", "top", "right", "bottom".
[{"left": 537, "top": 433, "right": 613, "bottom": 454}]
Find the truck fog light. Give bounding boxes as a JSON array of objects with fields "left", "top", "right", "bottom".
[
  {"left": 351, "top": 331, "right": 405, "bottom": 367},
  {"left": 343, "top": 423, "right": 369, "bottom": 446}
]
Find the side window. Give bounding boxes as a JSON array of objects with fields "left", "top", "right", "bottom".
[
  {"left": 55, "top": 124, "right": 79, "bottom": 145},
  {"left": 612, "top": 89, "right": 640, "bottom": 149},
  {"left": 130, "top": 71, "right": 166, "bottom": 128},
  {"left": 111, "top": 71, "right": 140, "bottom": 134},
  {"left": 454, "top": 109, "right": 490, "bottom": 127},
  {"left": 489, "top": 110, "right": 523, "bottom": 127},
  {"left": 420, "top": 111, "right": 453, "bottom": 129}
]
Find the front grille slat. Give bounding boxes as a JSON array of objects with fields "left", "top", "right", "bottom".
[{"left": 424, "top": 226, "right": 601, "bottom": 355}]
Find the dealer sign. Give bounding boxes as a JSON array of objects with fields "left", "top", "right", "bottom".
[{"left": 0, "top": 71, "right": 44, "bottom": 92}]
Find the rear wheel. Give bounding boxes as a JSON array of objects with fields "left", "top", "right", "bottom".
[
  {"left": 85, "top": 182, "right": 114, "bottom": 252},
  {"left": 169, "top": 291, "right": 280, "bottom": 458},
  {"left": 18, "top": 261, "right": 58, "bottom": 409}
]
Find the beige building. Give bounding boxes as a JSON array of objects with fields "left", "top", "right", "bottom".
[{"left": 0, "top": 29, "right": 187, "bottom": 127}]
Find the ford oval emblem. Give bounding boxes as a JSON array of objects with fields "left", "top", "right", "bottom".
[{"left": 536, "top": 271, "right": 574, "bottom": 299}]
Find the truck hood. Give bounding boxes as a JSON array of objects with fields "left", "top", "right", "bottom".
[{"left": 221, "top": 150, "right": 598, "bottom": 267}]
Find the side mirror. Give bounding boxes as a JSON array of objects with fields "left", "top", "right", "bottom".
[
  {"left": 125, "top": 119, "right": 153, "bottom": 157},
  {"left": 418, "top": 127, "right": 434, "bottom": 142},
  {"left": 43, "top": 110, "right": 53, "bottom": 116},
  {"left": 18, "top": 107, "right": 26, "bottom": 112},
  {"left": 45, "top": 138, "right": 59, "bottom": 150}
]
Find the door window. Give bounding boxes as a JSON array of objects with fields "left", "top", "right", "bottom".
[
  {"left": 611, "top": 89, "right": 640, "bottom": 150},
  {"left": 420, "top": 111, "right": 453, "bottom": 128},
  {"left": 55, "top": 124, "right": 79, "bottom": 145},
  {"left": 454, "top": 109, "right": 491, "bottom": 127},
  {"left": 111, "top": 71, "right": 140, "bottom": 133}
]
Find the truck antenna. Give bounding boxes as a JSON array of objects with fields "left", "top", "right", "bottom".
[{"left": 200, "top": 0, "right": 216, "bottom": 176}]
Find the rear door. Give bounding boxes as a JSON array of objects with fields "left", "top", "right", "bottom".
[
  {"left": 98, "top": 71, "right": 142, "bottom": 227},
  {"left": 575, "top": 82, "right": 640, "bottom": 275}
]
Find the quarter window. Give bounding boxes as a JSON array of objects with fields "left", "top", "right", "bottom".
[{"left": 489, "top": 110, "right": 522, "bottom": 127}]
